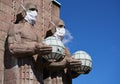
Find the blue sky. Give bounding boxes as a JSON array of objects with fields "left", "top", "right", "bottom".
[{"left": 57, "top": 0, "right": 120, "bottom": 84}]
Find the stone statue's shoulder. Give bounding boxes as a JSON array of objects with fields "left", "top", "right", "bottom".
[
  {"left": 8, "top": 23, "right": 23, "bottom": 35},
  {"left": 13, "top": 23, "right": 24, "bottom": 30}
]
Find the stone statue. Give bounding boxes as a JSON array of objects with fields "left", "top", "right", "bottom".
[
  {"left": 5, "top": 3, "right": 52, "bottom": 84},
  {"left": 4, "top": 2, "right": 82, "bottom": 84},
  {"left": 43, "top": 19, "right": 81, "bottom": 84},
  {"left": 1, "top": 0, "right": 92, "bottom": 84}
]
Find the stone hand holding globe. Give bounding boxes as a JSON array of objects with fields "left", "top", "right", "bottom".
[{"left": 35, "top": 42, "right": 52, "bottom": 55}]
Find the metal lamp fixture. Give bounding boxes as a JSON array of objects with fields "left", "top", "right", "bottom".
[
  {"left": 71, "top": 51, "right": 92, "bottom": 75},
  {"left": 43, "top": 36, "right": 65, "bottom": 62}
]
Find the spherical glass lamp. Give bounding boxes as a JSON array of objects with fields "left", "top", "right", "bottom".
[
  {"left": 71, "top": 51, "right": 92, "bottom": 75},
  {"left": 43, "top": 36, "right": 65, "bottom": 62}
]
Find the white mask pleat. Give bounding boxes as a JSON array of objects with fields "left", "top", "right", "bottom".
[
  {"left": 24, "top": 10, "right": 38, "bottom": 25},
  {"left": 54, "top": 28, "right": 66, "bottom": 40}
]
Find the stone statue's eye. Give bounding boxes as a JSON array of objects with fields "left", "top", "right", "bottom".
[
  {"left": 58, "top": 25, "right": 65, "bottom": 28},
  {"left": 29, "top": 8, "right": 38, "bottom": 12}
]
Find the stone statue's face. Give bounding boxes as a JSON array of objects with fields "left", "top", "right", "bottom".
[
  {"left": 29, "top": 8, "right": 38, "bottom": 12},
  {"left": 54, "top": 25, "right": 66, "bottom": 40},
  {"left": 57, "top": 25, "right": 65, "bottom": 28}
]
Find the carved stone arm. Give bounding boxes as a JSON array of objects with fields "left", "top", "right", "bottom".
[
  {"left": 8, "top": 40, "right": 52, "bottom": 57},
  {"left": 47, "top": 56, "right": 67, "bottom": 67},
  {"left": 9, "top": 42, "right": 37, "bottom": 57}
]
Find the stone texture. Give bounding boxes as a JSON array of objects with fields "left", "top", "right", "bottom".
[{"left": 0, "top": 0, "right": 82, "bottom": 84}]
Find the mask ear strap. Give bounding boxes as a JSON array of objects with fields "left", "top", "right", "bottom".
[
  {"left": 20, "top": 4, "right": 26, "bottom": 11},
  {"left": 50, "top": 21, "right": 57, "bottom": 28},
  {"left": 16, "top": 0, "right": 26, "bottom": 11}
]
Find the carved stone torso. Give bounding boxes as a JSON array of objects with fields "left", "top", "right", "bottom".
[
  {"left": 4, "top": 22, "right": 43, "bottom": 84},
  {"left": 20, "top": 23, "right": 38, "bottom": 42}
]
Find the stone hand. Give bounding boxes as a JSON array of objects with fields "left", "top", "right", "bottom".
[
  {"left": 66, "top": 57, "right": 81, "bottom": 67},
  {"left": 44, "top": 58, "right": 67, "bottom": 71},
  {"left": 35, "top": 43, "right": 52, "bottom": 55}
]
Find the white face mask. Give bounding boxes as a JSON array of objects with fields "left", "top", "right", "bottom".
[
  {"left": 54, "top": 28, "right": 66, "bottom": 40},
  {"left": 24, "top": 10, "right": 38, "bottom": 25}
]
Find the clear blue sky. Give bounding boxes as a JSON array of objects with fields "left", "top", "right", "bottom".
[{"left": 57, "top": 0, "right": 120, "bottom": 84}]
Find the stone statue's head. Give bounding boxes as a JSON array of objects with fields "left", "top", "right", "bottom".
[
  {"left": 24, "top": 3, "right": 38, "bottom": 12},
  {"left": 56, "top": 19, "right": 65, "bottom": 28},
  {"left": 15, "top": 3, "right": 38, "bottom": 24},
  {"left": 54, "top": 19, "right": 66, "bottom": 40},
  {"left": 46, "top": 19, "right": 66, "bottom": 39},
  {"left": 49, "top": 19, "right": 65, "bottom": 33}
]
